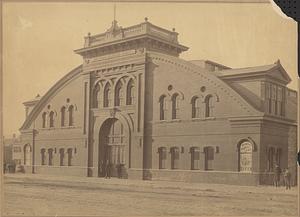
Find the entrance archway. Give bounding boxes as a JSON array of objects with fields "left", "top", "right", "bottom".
[{"left": 99, "top": 118, "right": 128, "bottom": 178}]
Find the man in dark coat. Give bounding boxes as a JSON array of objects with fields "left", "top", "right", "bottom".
[{"left": 274, "top": 164, "right": 281, "bottom": 187}]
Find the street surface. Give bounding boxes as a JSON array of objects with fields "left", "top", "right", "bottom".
[{"left": 3, "top": 174, "right": 298, "bottom": 216}]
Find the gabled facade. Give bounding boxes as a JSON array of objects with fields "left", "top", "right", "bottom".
[{"left": 18, "top": 19, "right": 297, "bottom": 185}]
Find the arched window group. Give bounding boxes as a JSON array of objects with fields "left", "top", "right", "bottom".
[
  {"left": 41, "top": 104, "right": 75, "bottom": 129},
  {"left": 40, "top": 147, "right": 74, "bottom": 166},
  {"left": 93, "top": 78, "right": 135, "bottom": 109},
  {"left": 159, "top": 93, "right": 218, "bottom": 121}
]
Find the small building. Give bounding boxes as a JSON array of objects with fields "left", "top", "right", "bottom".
[{"left": 18, "top": 19, "right": 297, "bottom": 185}]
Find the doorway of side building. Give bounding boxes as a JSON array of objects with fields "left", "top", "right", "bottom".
[{"left": 99, "top": 118, "right": 127, "bottom": 178}]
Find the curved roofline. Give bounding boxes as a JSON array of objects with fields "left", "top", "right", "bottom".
[
  {"left": 19, "top": 65, "right": 83, "bottom": 131},
  {"left": 147, "top": 51, "right": 263, "bottom": 116}
]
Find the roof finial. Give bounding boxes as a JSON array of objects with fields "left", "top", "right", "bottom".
[
  {"left": 114, "top": 3, "right": 116, "bottom": 21},
  {"left": 275, "top": 59, "right": 281, "bottom": 65},
  {"left": 144, "top": 17, "right": 148, "bottom": 22}
]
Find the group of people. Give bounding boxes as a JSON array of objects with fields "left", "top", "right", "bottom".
[
  {"left": 98, "top": 160, "right": 124, "bottom": 179},
  {"left": 273, "top": 165, "right": 292, "bottom": 189}
]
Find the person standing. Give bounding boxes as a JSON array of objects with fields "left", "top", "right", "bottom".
[
  {"left": 105, "top": 159, "right": 111, "bottom": 179},
  {"left": 284, "top": 168, "right": 291, "bottom": 190},
  {"left": 274, "top": 164, "right": 281, "bottom": 187}
]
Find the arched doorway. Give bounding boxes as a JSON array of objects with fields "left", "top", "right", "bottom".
[
  {"left": 238, "top": 141, "right": 253, "bottom": 173},
  {"left": 99, "top": 118, "right": 127, "bottom": 178}
]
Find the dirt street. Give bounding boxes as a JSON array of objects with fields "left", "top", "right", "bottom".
[{"left": 3, "top": 174, "right": 298, "bottom": 216}]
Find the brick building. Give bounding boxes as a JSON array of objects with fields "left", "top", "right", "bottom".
[{"left": 18, "top": 19, "right": 297, "bottom": 185}]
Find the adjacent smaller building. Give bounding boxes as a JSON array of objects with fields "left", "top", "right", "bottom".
[{"left": 3, "top": 134, "right": 22, "bottom": 166}]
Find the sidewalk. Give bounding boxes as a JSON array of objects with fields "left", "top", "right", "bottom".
[{"left": 4, "top": 173, "right": 297, "bottom": 195}]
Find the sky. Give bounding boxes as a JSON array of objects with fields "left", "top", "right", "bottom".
[{"left": 3, "top": 2, "right": 298, "bottom": 138}]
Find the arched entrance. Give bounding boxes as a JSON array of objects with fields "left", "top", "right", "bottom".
[{"left": 99, "top": 118, "right": 128, "bottom": 178}]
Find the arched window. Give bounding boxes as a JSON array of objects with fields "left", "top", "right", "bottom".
[
  {"left": 103, "top": 83, "right": 112, "bottom": 107},
  {"left": 192, "top": 97, "right": 201, "bottom": 118},
  {"left": 115, "top": 81, "right": 123, "bottom": 106},
  {"left": 238, "top": 141, "right": 253, "bottom": 173},
  {"left": 24, "top": 144, "right": 31, "bottom": 166},
  {"left": 61, "top": 107, "right": 66, "bottom": 127},
  {"left": 170, "top": 147, "right": 179, "bottom": 169},
  {"left": 158, "top": 147, "right": 167, "bottom": 169},
  {"left": 171, "top": 94, "right": 179, "bottom": 119},
  {"left": 92, "top": 84, "right": 100, "bottom": 108},
  {"left": 42, "top": 112, "right": 47, "bottom": 128},
  {"left": 48, "top": 148, "right": 54, "bottom": 166},
  {"left": 205, "top": 95, "right": 214, "bottom": 117},
  {"left": 191, "top": 147, "right": 200, "bottom": 170},
  {"left": 126, "top": 79, "right": 135, "bottom": 105},
  {"left": 59, "top": 148, "right": 64, "bottom": 166},
  {"left": 68, "top": 105, "right": 74, "bottom": 126},
  {"left": 41, "top": 148, "right": 46, "bottom": 165},
  {"left": 67, "top": 148, "right": 73, "bottom": 166},
  {"left": 204, "top": 146, "right": 214, "bottom": 170},
  {"left": 159, "top": 95, "right": 166, "bottom": 120},
  {"left": 49, "top": 111, "right": 55, "bottom": 128}
]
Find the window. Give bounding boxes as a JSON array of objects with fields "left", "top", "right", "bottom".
[
  {"left": 42, "top": 112, "right": 47, "bottom": 128},
  {"left": 191, "top": 147, "right": 200, "bottom": 170},
  {"left": 59, "top": 148, "right": 64, "bottom": 166},
  {"left": 103, "top": 83, "right": 112, "bottom": 107},
  {"left": 205, "top": 95, "right": 214, "bottom": 117},
  {"left": 48, "top": 148, "right": 54, "bottom": 166},
  {"left": 24, "top": 144, "right": 31, "bottom": 166},
  {"left": 92, "top": 84, "right": 100, "bottom": 108},
  {"left": 204, "top": 146, "right": 214, "bottom": 170},
  {"left": 68, "top": 105, "right": 74, "bottom": 126},
  {"left": 115, "top": 81, "right": 123, "bottom": 106},
  {"left": 67, "top": 148, "right": 73, "bottom": 166},
  {"left": 266, "top": 83, "right": 272, "bottom": 113},
  {"left": 159, "top": 95, "right": 166, "bottom": 120},
  {"left": 277, "top": 87, "right": 284, "bottom": 116},
  {"left": 49, "top": 111, "right": 55, "bottom": 128},
  {"left": 171, "top": 94, "right": 179, "bottom": 119},
  {"left": 192, "top": 97, "right": 201, "bottom": 118},
  {"left": 158, "top": 147, "right": 167, "bottom": 169},
  {"left": 127, "top": 79, "right": 135, "bottom": 105},
  {"left": 41, "top": 149, "right": 46, "bottom": 165},
  {"left": 61, "top": 107, "right": 66, "bottom": 127},
  {"left": 170, "top": 147, "right": 179, "bottom": 169},
  {"left": 271, "top": 85, "right": 277, "bottom": 115}
]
